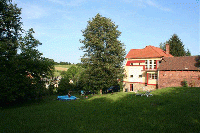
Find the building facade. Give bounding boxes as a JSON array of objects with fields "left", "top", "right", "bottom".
[
  {"left": 158, "top": 56, "right": 200, "bottom": 88},
  {"left": 123, "top": 44, "right": 173, "bottom": 92}
]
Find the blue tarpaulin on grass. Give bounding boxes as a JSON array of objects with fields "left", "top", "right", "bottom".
[{"left": 57, "top": 95, "right": 76, "bottom": 101}]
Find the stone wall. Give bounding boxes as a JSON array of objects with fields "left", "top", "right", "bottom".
[
  {"left": 143, "top": 85, "right": 156, "bottom": 91},
  {"left": 123, "top": 82, "right": 156, "bottom": 92},
  {"left": 158, "top": 71, "right": 200, "bottom": 89}
]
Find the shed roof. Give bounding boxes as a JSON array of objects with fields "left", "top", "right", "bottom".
[{"left": 158, "top": 56, "right": 200, "bottom": 71}]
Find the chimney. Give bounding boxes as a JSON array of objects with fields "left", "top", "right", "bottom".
[{"left": 166, "top": 43, "right": 170, "bottom": 55}]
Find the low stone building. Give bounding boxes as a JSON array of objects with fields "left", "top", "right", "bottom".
[{"left": 158, "top": 56, "right": 200, "bottom": 88}]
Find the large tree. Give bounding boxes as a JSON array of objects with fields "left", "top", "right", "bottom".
[
  {"left": 0, "top": 0, "right": 54, "bottom": 105},
  {"left": 159, "top": 34, "right": 191, "bottom": 56},
  {"left": 80, "top": 13, "right": 126, "bottom": 91}
]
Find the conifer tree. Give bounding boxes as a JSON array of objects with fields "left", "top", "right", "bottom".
[{"left": 159, "top": 34, "right": 191, "bottom": 56}]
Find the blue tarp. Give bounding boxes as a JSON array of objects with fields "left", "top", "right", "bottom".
[{"left": 57, "top": 95, "right": 76, "bottom": 101}]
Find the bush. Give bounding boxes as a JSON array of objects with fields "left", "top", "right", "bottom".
[
  {"left": 48, "top": 84, "right": 55, "bottom": 95},
  {"left": 57, "top": 77, "right": 75, "bottom": 95},
  {"left": 182, "top": 79, "right": 188, "bottom": 87}
]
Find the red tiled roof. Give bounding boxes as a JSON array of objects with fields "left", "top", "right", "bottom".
[
  {"left": 158, "top": 56, "right": 200, "bottom": 71},
  {"left": 126, "top": 45, "right": 173, "bottom": 58}
]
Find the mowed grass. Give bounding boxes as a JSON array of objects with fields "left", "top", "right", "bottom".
[{"left": 1, "top": 87, "right": 199, "bottom": 133}]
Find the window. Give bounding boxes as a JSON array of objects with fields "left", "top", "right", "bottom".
[
  {"left": 149, "top": 60, "right": 153, "bottom": 69},
  {"left": 145, "top": 60, "right": 148, "bottom": 69},
  {"left": 154, "top": 74, "right": 157, "bottom": 79},
  {"left": 154, "top": 60, "right": 156, "bottom": 69},
  {"left": 130, "top": 63, "right": 133, "bottom": 66},
  {"left": 149, "top": 73, "right": 157, "bottom": 79},
  {"left": 149, "top": 74, "right": 152, "bottom": 79},
  {"left": 130, "top": 75, "right": 133, "bottom": 78},
  {"left": 139, "top": 75, "right": 142, "bottom": 78}
]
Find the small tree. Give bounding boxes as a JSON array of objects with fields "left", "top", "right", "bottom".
[{"left": 57, "top": 78, "right": 75, "bottom": 95}]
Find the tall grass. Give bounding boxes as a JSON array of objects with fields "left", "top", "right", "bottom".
[{"left": 0, "top": 87, "right": 199, "bottom": 132}]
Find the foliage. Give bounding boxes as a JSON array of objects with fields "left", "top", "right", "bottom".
[
  {"left": 80, "top": 13, "right": 126, "bottom": 91},
  {"left": 160, "top": 34, "right": 191, "bottom": 56},
  {"left": 181, "top": 79, "right": 188, "bottom": 87},
  {"left": 61, "top": 66, "right": 78, "bottom": 79},
  {"left": 57, "top": 77, "right": 75, "bottom": 95},
  {"left": 48, "top": 84, "right": 55, "bottom": 95},
  {"left": 159, "top": 42, "right": 166, "bottom": 51},
  {"left": 60, "top": 65, "right": 86, "bottom": 90},
  {"left": 54, "top": 61, "right": 72, "bottom": 65},
  {"left": 0, "top": 0, "right": 54, "bottom": 105},
  {"left": 195, "top": 55, "right": 200, "bottom": 68},
  {"left": 185, "top": 49, "right": 191, "bottom": 56},
  {"left": 1, "top": 87, "right": 199, "bottom": 132}
]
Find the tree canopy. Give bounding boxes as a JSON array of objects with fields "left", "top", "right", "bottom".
[
  {"left": 80, "top": 13, "right": 126, "bottom": 91},
  {"left": 0, "top": 0, "right": 54, "bottom": 105},
  {"left": 159, "top": 34, "right": 191, "bottom": 56}
]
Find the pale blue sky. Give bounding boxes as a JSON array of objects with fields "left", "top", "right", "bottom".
[{"left": 13, "top": 0, "right": 199, "bottom": 63}]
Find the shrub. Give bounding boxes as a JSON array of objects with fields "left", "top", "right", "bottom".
[
  {"left": 182, "top": 79, "right": 188, "bottom": 87},
  {"left": 57, "top": 77, "right": 75, "bottom": 95}
]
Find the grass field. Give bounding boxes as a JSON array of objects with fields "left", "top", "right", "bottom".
[
  {"left": 1, "top": 87, "right": 199, "bottom": 132},
  {"left": 54, "top": 65, "right": 76, "bottom": 76}
]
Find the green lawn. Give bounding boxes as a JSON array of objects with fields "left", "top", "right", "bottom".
[{"left": 1, "top": 87, "right": 199, "bottom": 132}]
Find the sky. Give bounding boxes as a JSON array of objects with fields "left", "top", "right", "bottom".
[{"left": 12, "top": 0, "right": 199, "bottom": 64}]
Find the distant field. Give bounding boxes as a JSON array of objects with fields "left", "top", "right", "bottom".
[
  {"left": 54, "top": 65, "right": 76, "bottom": 76},
  {"left": 54, "top": 67, "right": 68, "bottom": 71}
]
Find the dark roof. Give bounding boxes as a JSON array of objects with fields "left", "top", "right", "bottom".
[
  {"left": 158, "top": 56, "right": 200, "bottom": 71},
  {"left": 126, "top": 45, "right": 173, "bottom": 59}
]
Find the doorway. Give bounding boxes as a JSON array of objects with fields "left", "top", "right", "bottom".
[{"left": 130, "top": 84, "right": 133, "bottom": 91}]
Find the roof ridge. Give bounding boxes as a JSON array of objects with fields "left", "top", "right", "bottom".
[{"left": 149, "top": 45, "right": 162, "bottom": 57}]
